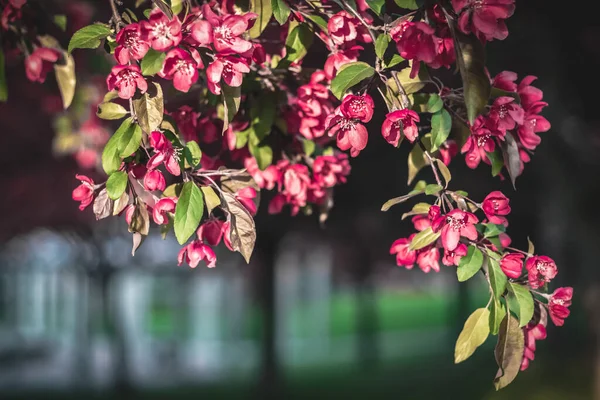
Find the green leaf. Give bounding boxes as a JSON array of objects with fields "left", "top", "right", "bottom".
[
  {"left": 279, "top": 23, "right": 313, "bottom": 65},
  {"left": 272, "top": 0, "right": 291, "bottom": 25},
  {"left": 249, "top": 0, "right": 272, "bottom": 38},
  {"left": 119, "top": 122, "right": 143, "bottom": 157},
  {"left": 484, "top": 223, "right": 506, "bottom": 238},
  {"left": 302, "top": 139, "right": 316, "bottom": 157},
  {"left": 305, "top": 13, "right": 328, "bottom": 33},
  {"left": 494, "top": 315, "right": 524, "bottom": 390},
  {"left": 0, "top": 47, "right": 7, "bottom": 102},
  {"left": 68, "top": 23, "right": 112, "bottom": 53},
  {"left": 454, "top": 308, "right": 490, "bottom": 363},
  {"left": 174, "top": 182, "right": 205, "bottom": 245},
  {"left": 507, "top": 283, "right": 534, "bottom": 327},
  {"left": 249, "top": 140, "right": 273, "bottom": 170},
  {"left": 412, "top": 93, "right": 444, "bottom": 114},
  {"left": 97, "top": 102, "right": 128, "bottom": 120},
  {"left": 430, "top": 109, "right": 452, "bottom": 151},
  {"left": 366, "top": 0, "right": 385, "bottom": 15},
  {"left": 489, "top": 298, "right": 506, "bottom": 335},
  {"left": 201, "top": 186, "right": 221, "bottom": 215},
  {"left": 140, "top": 48, "right": 167, "bottom": 76},
  {"left": 527, "top": 237, "right": 535, "bottom": 255},
  {"left": 435, "top": 159, "right": 451, "bottom": 188},
  {"left": 102, "top": 126, "right": 126, "bottom": 175},
  {"left": 330, "top": 62, "right": 375, "bottom": 100},
  {"left": 401, "top": 202, "right": 431, "bottom": 219},
  {"left": 394, "top": 0, "right": 420, "bottom": 9},
  {"left": 132, "top": 81, "right": 164, "bottom": 134},
  {"left": 407, "top": 141, "right": 427, "bottom": 185},
  {"left": 222, "top": 83, "right": 241, "bottom": 132},
  {"left": 251, "top": 92, "right": 276, "bottom": 140},
  {"left": 54, "top": 53, "right": 76, "bottom": 109},
  {"left": 54, "top": 15, "right": 67, "bottom": 31},
  {"left": 409, "top": 227, "right": 441, "bottom": 251},
  {"left": 457, "top": 245, "right": 484, "bottom": 282},
  {"left": 488, "top": 258, "right": 508, "bottom": 299},
  {"left": 381, "top": 192, "right": 421, "bottom": 212},
  {"left": 171, "top": 0, "right": 184, "bottom": 14},
  {"left": 106, "top": 171, "right": 128, "bottom": 200},
  {"left": 385, "top": 54, "right": 404, "bottom": 69},
  {"left": 486, "top": 150, "right": 504, "bottom": 177},
  {"left": 501, "top": 133, "right": 521, "bottom": 189},
  {"left": 184, "top": 140, "right": 202, "bottom": 167},
  {"left": 375, "top": 33, "right": 390, "bottom": 60},
  {"left": 425, "top": 184, "right": 443, "bottom": 195}
]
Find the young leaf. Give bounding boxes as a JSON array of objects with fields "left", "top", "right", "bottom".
[
  {"left": 381, "top": 192, "right": 420, "bottom": 211},
  {"left": 0, "top": 47, "right": 7, "bottom": 101},
  {"left": 174, "top": 182, "right": 205, "bottom": 245},
  {"left": 68, "top": 23, "right": 112, "bottom": 53},
  {"left": 118, "top": 123, "right": 143, "bottom": 157},
  {"left": 102, "top": 119, "right": 133, "bottom": 174},
  {"left": 486, "top": 150, "right": 504, "bottom": 177},
  {"left": 483, "top": 223, "right": 505, "bottom": 238},
  {"left": 132, "top": 81, "right": 164, "bottom": 134},
  {"left": 454, "top": 308, "right": 490, "bottom": 363},
  {"left": 488, "top": 258, "right": 508, "bottom": 299},
  {"left": 272, "top": 0, "right": 291, "bottom": 25},
  {"left": 425, "top": 184, "right": 443, "bottom": 195},
  {"left": 501, "top": 132, "right": 521, "bottom": 189},
  {"left": 430, "top": 109, "right": 452, "bottom": 151},
  {"left": 53, "top": 15, "right": 67, "bottom": 31},
  {"left": 97, "top": 102, "right": 128, "bottom": 120},
  {"left": 222, "top": 192, "right": 256, "bottom": 263},
  {"left": 249, "top": 0, "right": 272, "bottom": 38},
  {"left": 184, "top": 140, "right": 202, "bottom": 167},
  {"left": 457, "top": 245, "right": 484, "bottom": 282},
  {"left": 201, "top": 186, "right": 221, "bottom": 215},
  {"left": 93, "top": 188, "right": 114, "bottom": 220},
  {"left": 330, "top": 62, "right": 375, "bottom": 100},
  {"left": 409, "top": 227, "right": 441, "bottom": 251},
  {"left": 302, "top": 139, "right": 316, "bottom": 156},
  {"left": 251, "top": 92, "right": 276, "bottom": 140},
  {"left": 527, "top": 237, "right": 535, "bottom": 255},
  {"left": 54, "top": 53, "right": 76, "bottom": 109},
  {"left": 366, "top": 0, "right": 385, "bottom": 16},
  {"left": 249, "top": 140, "right": 273, "bottom": 170},
  {"left": 280, "top": 24, "right": 313, "bottom": 65},
  {"left": 140, "top": 48, "right": 167, "bottom": 76},
  {"left": 507, "top": 282, "right": 534, "bottom": 327},
  {"left": 489, "top": 298, "right": 506, "bottom": 335},
  {"left": 222, "top": 83, "right": 241, "bottom": 132},
  {"left": 435, "top": 159, "right": 452, "bottom": 188},
  {"left": 375, "top": 33, "right": 390, "bottom": 59},
  {"left": 494, "top": 315, "right": 525, "bottom": 390},
  {"left": 106, "top": 171, "right": 128, "bottom": 200},
  {"left": 401, "top": 202, "right": 431, "bottom": 219},
  {"left": 305, "top": 13, "right": 328, "bottom": 33}
]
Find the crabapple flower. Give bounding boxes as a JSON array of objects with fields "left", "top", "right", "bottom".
[
  {"left": 324, "top": 45, "right": 361, "bottom": 80},
  {"left": 192, "top": 5, "right": 255, "bottom": 54},
  {"left": 452, "top": 0, "right": 515, "bottom": 42},
  {"left": 72, "top": 174, "right": 95, "bottom": 211},
  {"left": 313, "top": 154, "right": 351, "bottom": 188},
  {"left": 417, "top": 247, "right": 441, "bottom": 273},
  {"left": 197, "top": 218, "right": 225, "bottom": 246},
  {"left": 178, "top": 240, "right": 217, "bottom": 268},
  {"left": 114, "top": 23, "right": 150, "bottom": 64},
  {"left": 432, "top": 209, "right": 479, "bottom": 252},
  {"left": 461, "top": 116, "right": 501, "bottom": 169},
  {"left": 390, "top": 235, "right": 417, "bottom": 267},
  {"left": 381, "top": 109, "right": 420, "bottom": 146},
  {"left": 326, "top": 111, "right": 369, "bottom": 157},
  {"left": 439, "top": 140, "right": 459, "bottom": 166},
  {"left": 412, "top": 214, "right": 431, "bottom": 231},
  {"left": 235, "top": 187, "right": 258, "bottom": 215},
  {"left": 147, "top": 131, "right": 181, "bottom": 176},
  {"left": 488, "top": 96, "right": 524, "bottom": 132},
  {"left": 206, "top": 56, "right": 250, "bottom": 95},
  {"left": 106, "top": 64, "right": 148, "bottom": 100},
  {"left": 143, "top": 169, "right": 166, "bottom": 191},
  {"left": 443, "top": 243, "right": 468, "bottom": 266},
  {"left": 521, "top": 322, "right": 547, "bottom": 371},
  {"left": 340, "top": 94, "right": 374, "bottom": 123},
  {"left": 548, "top": 287, "right": 573, "bottom": 327},
  {"left": 393, "top": 21, "right": 437, "bottom": 78},
  {"left": 152, "top": 197, "right": 176, "bottom": 225},
  {"left": 141, "top": 8, "right": 182, "bottom": 51},
  {"left": 499, "top": 253, "right": 523, "bottom": 279},
  {"left": 159, "top": 48, "right": 203, "bottom": 92},
  {"left": 482, "top": 191, "right": 511, "bottom": 225},
  {"left": 244, "top": 157, "right": 280, "bottom": 190},
  {"left": 25, "top": 47, "right": 60, "bottom": 83},
  {"left": 517, "top": 102, "right": 551, "bottom": 151},
  {"left": 525, "top": 255, "right": 558, "bottom": 289},
  {"left": 492, "top": 70, "right": 518, "bottom": 92}
]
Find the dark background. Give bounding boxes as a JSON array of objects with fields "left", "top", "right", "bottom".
[{"left": 0, "top": 0, "right": 598, "bottom": 399}]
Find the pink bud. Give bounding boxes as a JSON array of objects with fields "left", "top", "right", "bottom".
[{"left": 499, "top": 253, "right": 524, "bottom": 279}]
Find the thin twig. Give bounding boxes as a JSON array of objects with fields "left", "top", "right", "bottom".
[{"left": 109, "top": 0, "right": 124, "bottom": 32}]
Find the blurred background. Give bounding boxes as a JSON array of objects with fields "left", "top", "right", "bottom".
[{"left": 0, "top": 0, "right": 597, "bottom": 399}]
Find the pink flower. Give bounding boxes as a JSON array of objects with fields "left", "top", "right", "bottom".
[
  {"left": 197, "top": 218, "right": 225, "bottom": 246},
  {"left": 417, "top": 247, "right": 441, "bottom": 273},
  {"left": 106, "top": 64, "right": 148, "bottom": 100},
  {"left": 114, "top": 23, "right": 150, "bottom": 64},
  {"left": 25, "top": 47, "right": 61, "bottom": 83},
  {"left": 268, "top": 193, "right": 287, "bottom": 214},
  {"left": 313, "top": 154, "right": 351, "bottom": 188},
  {"left": 282, "top": 163, "right": 310, "bottom": 205},
  {"left": 548, "top": 287, "right": 573, "bottom": 327},
  {"left": 143, "top": 169, "right": 166, "bottom": 191},
  {"left": 525, "top": 255, "right": 558, "bottom": 289},
  {"left": 159, "top": 48, "right": 203, "bottom": 92},
  {"left": 488, "top": 96, "right": 524, "bottom": 132},
  {"left": 517, "top": 102, "right": 551, "bottom": 151},
  {"left": 443, "top": 243, "right": 468, "bottom": 266},
  {"left": 517, "top": 75, "right": 544, "bottom": 111},
  {"left": 520, "top": 322, "right": 547, "bottom": 371},
  {"left": 324, "top": 46, "right": 361, "bottom": 80},
  {"left": 393, "top": 21, "right": 437, "bottom": 78},
  {"left": 432, "top": 209, "right": 479, "bottom": 251},
  {"left": 328, "top": 11, "right": 358, "bottom": 45},
  {"left": 492, "top": 70, "right": 518, "bottom": 92},
  {"left": 499, "top": 253, "right": 523, "bottom": 279},
  {"left": 390, "top": 235, "right": 417, "bottom": 267},
  {"left": 244, "top": 157, "right": 280, "bottom": 190},
  {"left": 152, "top": 197, "right": 176, "bottom": 225},
  {"left": 453, "top": 0, "right": 515, "bottom": 42},
  {"left": 72, "top": 174, "right": 95, "bottom": 211},
  {"left": 482, "top": 191, "right": 511, "bottom": 225},
  {"left": 412, "top": 214, "right": 431, "bottom": 232},
  {"left": 206, "top": 55, "right": 250, "bottom": 95},
  {"left": 340, "top": 94, "right": 374, "bottom": 122},
  {"left": 141, "top": 8, "right": 182, "bottom": 51},
  {"left": 460, "top": 116, "right": 501, "bottom": 169},
  {"left": 235, "top": 187, "right": 258, "bottom": 215},
  {"left": 326, "top": 112, "right": 369, "bottom": 157},
  {"left": 169, "top": 105, "right": 198, "bottom": 142},
  {"left": 381, "top": 109, "right": 420, "bottom": 146},
  {"left": 192, "top": 5, "right": 255, "bottom": 54},
  {"left": 439, "top": 140, "right": 458, "bottom": 166},
  {"left": 178, "top": 240, "right": 217, "bottom": 268},
  {"left": 147, "top": 131, "right": 181, "bottom": 176}
]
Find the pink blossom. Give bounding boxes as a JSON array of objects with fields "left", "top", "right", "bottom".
[
  {"left": 412, "top": 215, "right": 431, "bottom": 232},
  {"left": 72, "top": 174, "right": 95, "bottom": 211},
  {"left": 324, "top": 46, "right": 361, "bottom": 80},
  {"left": 244, "top": 157, "right": 280, "bottom": 190},
  {"left": 417, "top": 247, "right": 441, "bottom": 273},
  {"left": 313, "top": 154, "right": 351, "bottom": 188},
  {"left": 517, "top": 102, "right": 551, "bottom": 151},
  {"left": 170, "top": 106, "right": 198, "bottom": 142},
  {"left": 143, "top": 169, "right": 166, "bottom": 191},
  {"left": 517, "top": 75, "right": 544, "bottom": 111},
  {"left": 235, "top": 187, "right": 258, "bottom": 215},
  {"left": 548, "top": 287, "right": 573, "bottom": 327},
  {"left": 489, "top": 97, "right": 524, "bottom": 132},
  {"left": 114, "top": 23, "right": 150, "bottom": 65},
  {"left": 499, "top": 253, "right": 523, "bottom": 279},
  {"left": 328, "top": 11, "right": 358, "bottom": 45},
  {"left": 178, "top": 240, "right": 217, "bottom": 268},
  {"left": 521, "top": 322, "right": 547, "bottom": 371},
  {"left": 192, "top": 5, "right": 255, "bottom": 54},
  {"left": 492, "top": 70, "right": 518, "bottom": 92},
  {"left": 197, "top": 218, "right": 225, "bottom": 246},
  {"left": 141, "top": 8, "right": 182, "bottom": 51},
  {"left": 268, "top": 193, "right": 287, "bottom": 214},
  {"left": 106, "top": 64, "right": 148, "bottom": 100},
  {"left": 453, "top": 0, "right": 515, "bottom": 42},
  {"left": 432, "top": 209, "right": 479, "bottom": 251},
  {"left": 326, "top": 113, "right": 369, "bottom": 157},
  {"left": 525, "top": 255, "right": 558, "bottom": 289},
  {"left": 443, "top": 243, "right": 468, "bottom": 266},
  {"left": 439, "top": 140, "right": 458, "bottom": 166},
  {"left": 482, "top": 190, "right": 511, "bottom": 225},
  {"left": 393, "top": 21, "right": 437, "bottom": 78},
  {"left": 461, "top": 116, "right": 501, "bottom": 169},
  {"left": 381, "top": 109, "right": 420, "bottom": 146},
  {"left": 340, "top": 94, "right": 374, "bottom": 122},
  {"left": 206, "top": 56, "right": 250, "bottom": 95},
  {"left": 159, "top": 48, "right": 203, "bottom": 92},
  {"left": 25, "top": 47, "right": 60, "bottom": 83},
  {"left": 147, "top": 131, "right": 181, "bottom": 176},
  {"left": 152, "top": 197, "right": 176, "bottom": 225},
  {"left": 390, "top": 235, "right": 417, "bottom": 268}
]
